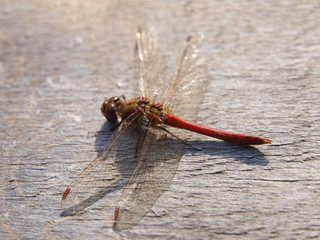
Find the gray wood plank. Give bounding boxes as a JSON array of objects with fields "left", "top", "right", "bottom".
[{"left": 1, "top": 1, "right": 320, "bottom": 239}]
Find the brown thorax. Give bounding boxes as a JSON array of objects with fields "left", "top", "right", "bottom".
[{"left": 101, "top": 96, "right": 167, "bottom": 124}]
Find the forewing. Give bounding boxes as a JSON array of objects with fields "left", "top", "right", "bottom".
[
  {"left": 61, "top": 112, "right": 144, "bottom": 212},
  {"left": 113, "top": 125, "right": 184, "bottom": 231},
  {"left": 162, "top": 32, "right": 208, "bottom": 123},
  {"left": 111, "top": 32, "right": 208, "bottom": 229},
  {"left": 137, "top": 27, "right": 169, "bottom": 103}
]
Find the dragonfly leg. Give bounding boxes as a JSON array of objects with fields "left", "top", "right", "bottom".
[
  {"left": 134, "top": 126, "right": 148, "bottom": 158},
  {"left": 155, "top": 126, "right": 202, "bottom": 151}
]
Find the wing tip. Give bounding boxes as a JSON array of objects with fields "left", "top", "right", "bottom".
[
  {"left": 62, "top": 188, "right": 70, "bottom": 200},
  {"left": 114, "top": 207, "right": 120, "bottom": 220}
]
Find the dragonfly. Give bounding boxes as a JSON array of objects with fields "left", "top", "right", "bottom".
[{"left": 61, "top": 28, "right": 271, "bottom": 230}]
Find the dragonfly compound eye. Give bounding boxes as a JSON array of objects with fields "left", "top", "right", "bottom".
[{"left": 101, "top": 96, "right": 123, "bottom": 122}]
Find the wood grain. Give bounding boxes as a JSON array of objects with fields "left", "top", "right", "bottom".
[{"left": 1, "top": 1, "right": 320, "bottom": 239}]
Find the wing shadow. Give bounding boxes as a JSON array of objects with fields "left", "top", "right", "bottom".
[
  {"left": 185, "top": 139, "right": 269, "bottom": 166},
  {"left": 61, "top": 122, "right": 269, "bottom": 231}
]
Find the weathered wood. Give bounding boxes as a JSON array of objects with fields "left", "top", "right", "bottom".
[{"left": 1, "top": 1, "right": 320, "bottom": 239}]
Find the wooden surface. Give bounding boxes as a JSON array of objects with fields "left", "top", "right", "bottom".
[{"left": 1, "top": 1, "right": 320, "bottom": 239}]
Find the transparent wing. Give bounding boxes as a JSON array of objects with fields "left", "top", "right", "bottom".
[
  {"left": 110, "top": 31, "right": 208, "bottom": 229},
  {"left": 137, "top": 27, "right": 169, "bottom": 103},
  {"left": 61, "top": 111, "right": 144, "bottom": 212},
  {"left": 161, "top": 32, "right": 209, "bottom": 123},
  {"left": 113, "top": 124, "right": 184, "bottom": 231}
]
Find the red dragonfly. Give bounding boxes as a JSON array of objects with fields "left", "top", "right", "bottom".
[{"left": 61, "top": 28, "right": 271, "bottom": 230}]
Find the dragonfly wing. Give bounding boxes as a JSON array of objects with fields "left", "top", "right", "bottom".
[
  {"left": 162, "top": 32, "right": 209, "bottom": 122},
  {"left": 137, "top": 27, "right": 169, "bottom": 103},
  {"left": 113, "top": 124, "right": 184, "bottom": 231},
  {"left": 61, "top": 111, "right": 144, "bottom": 213}
]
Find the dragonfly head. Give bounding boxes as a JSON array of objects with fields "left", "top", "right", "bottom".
[{"left": 101, "top": 96, "right": 125, "bottom": 122}]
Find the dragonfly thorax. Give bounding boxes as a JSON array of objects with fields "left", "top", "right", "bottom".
[
  {"left": 101, "top": 96, "right": 167, "bottom": 124},
  {"left": 137, "top": 98, "right": 167, "bottom": 124}
]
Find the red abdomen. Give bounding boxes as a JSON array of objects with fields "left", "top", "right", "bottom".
[{"left": 164, "top": 113, "right": 271, "bottom": 145}]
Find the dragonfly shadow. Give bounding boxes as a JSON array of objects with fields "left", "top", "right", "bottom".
[
  {"left": 62, "top": 122, "right": 269, "bottom": 230},
  {"left": 61, "top": 121, "right": 183, "bottom": 231},
  {"left": 60, "top": 121, "right": 128, "bottom": 218},
  {"left": 60, "top": 181, "right": 124, "bottom": 217},
  {"left": 92, "top": 121, "right": 118, "bottom": 150},
  {"left": 186, "top": 140, "right": 269, "bottom": 166},
  {"left": 93, "top": 121, "right": 144, "bottom": 177},
  {"left": 95, "top": 122, "right": 184, "bottom": 231}
]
